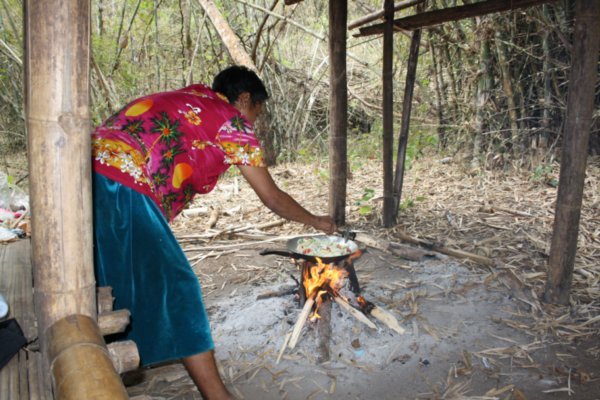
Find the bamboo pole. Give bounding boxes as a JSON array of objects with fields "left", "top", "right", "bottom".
[
  {"left": 382, "top": 0, "right": 395, "bottom": 227},
  {"left": 47, "top": 315, "right": 129, "bottom": 399},
  {"left": 26, "top": 0, "right": 95, "bottom": 335},
  {"left": 25, "top": 0, "right": 128, "bottom": 396},
  {"left": 392, "top": 19, "right": 422, "bottom": 221},
  {"left": 328, "top": 0, "right": 348, "bottom": 226},
  {"left": 544, "top": 0, "right": 600, "bottom": 305}
]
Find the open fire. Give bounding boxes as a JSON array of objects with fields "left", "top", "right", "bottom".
[{"left": 278, "top": 250, "right": 405, "bottom": 355}]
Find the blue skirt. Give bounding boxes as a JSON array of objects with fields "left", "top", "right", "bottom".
[{"left": 93, "top": 172, "right": 214, "bottom": 366}]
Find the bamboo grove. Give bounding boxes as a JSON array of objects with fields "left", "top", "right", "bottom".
[{"left": 0, "top": 0, "right": 598, "bottom": 168}]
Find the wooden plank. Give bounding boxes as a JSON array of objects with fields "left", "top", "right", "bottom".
[
  {"left": 357, "top": 0, "right": 557, "bottom": 36},
  {"left": 0, "top": 240, "right": 53, "bottom": 399},
  {"left": 0, "top": 240, "right": 36, "bottom": 339}
]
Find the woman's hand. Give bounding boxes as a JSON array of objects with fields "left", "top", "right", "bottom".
[{"left": 311, "top": 215, "right": 337, "bottom": 234}]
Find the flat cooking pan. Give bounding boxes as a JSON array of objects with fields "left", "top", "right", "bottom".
[{"left": 260, "top": 235, "right": 360, "bottom": 263}]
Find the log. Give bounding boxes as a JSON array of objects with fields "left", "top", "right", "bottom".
[
  {"left": 96, "top": 286, "right": 114, "bottom": 314},
  {"left": 333, "top": 296, "right": 377, "bottom": 329},
  {"left": 107, "top": 341, "right": 140, "bottom": 374},
  {"left": 370, "top": 306, "right": 405, "bottom": 334},
  {"left": 393, "top": 230, "right": 494, "bottom": 267},
  {"left": 354, "top": 232, "right": 436, "bottom": 261},
  {"left": 98, "top": 309, "right": 131, "bottom": 336},
  {"left": 316, "top": 300, "right": 332, "bottom": 363},
  {"left": 288, "top": 293, "right": 315, "bottom": 349},
  {"left": 390, "top": 243, "right": 436, "bottom": 261},
  {"left": 256, "top": 286, "right": 297, "bottom": 300}
]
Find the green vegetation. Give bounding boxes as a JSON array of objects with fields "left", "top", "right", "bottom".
[{"left": 0, "top": 0, "right": 597, "bottom": 172}]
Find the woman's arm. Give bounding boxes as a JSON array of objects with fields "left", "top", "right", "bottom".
[{"left": 237, "top": 165, "right": 336, "bottom": 234}]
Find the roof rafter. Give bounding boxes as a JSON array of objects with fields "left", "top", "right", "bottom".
[{"left": 356, "top": 0, "right": 558, "bottom": 37}]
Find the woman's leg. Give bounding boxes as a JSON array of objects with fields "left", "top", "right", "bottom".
[{"left": 183, "top": 350, "right": 232, "bottom": 400}]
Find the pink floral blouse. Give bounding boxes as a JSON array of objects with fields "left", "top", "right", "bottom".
[{"left": 92, "top": 84, "right": 265, "bottom": 221}]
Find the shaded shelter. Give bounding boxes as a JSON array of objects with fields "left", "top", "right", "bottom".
[
  {"left": 2, "top": 0, "right": 598, "bottom": 398},
  {"left": 347, "top": 0, "right": 600, "bottom": 303}
]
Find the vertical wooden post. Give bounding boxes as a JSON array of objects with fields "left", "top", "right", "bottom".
[
  {"left": 25, "top": 0, "right": 128, "bottom": 397},
  {"left": 26, "top": 0, "right": 95, "bottom": 347},
  {"left": 392, "top": 25, "right": 422, "bottom": 221},
  {"left": 328, "top": 0, "right": 348, "bottom": 226},
  {"left": 382, "top": 0, "right": 395, "bottom": 227},
  {"left": 544, "top": 0, "right": 600, "bottom": 305}
]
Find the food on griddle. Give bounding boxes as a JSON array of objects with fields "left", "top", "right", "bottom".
[{"left": 296, "top": 237, "right": 353, "bottom": 257}]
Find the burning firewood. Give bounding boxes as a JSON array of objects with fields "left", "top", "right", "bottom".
[
  {"left": 369, "top": 306, "right": 406, "bottom": 334},
  {"left": 288, "top": 291, "right": 316, "bottom": 349},
  {"left": 333, "top": 296, "right": 377, "bottom": 329},
  {"left": 358, "top": 296, "right": 406, "bottom": 334}
]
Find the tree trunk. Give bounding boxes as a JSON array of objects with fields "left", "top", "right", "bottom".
[
  {"left": 197, "top": 0, "right": 258, "bottom": 72},
  {"left": 544, "top": 0, "right": 600, "bottom": 305}
]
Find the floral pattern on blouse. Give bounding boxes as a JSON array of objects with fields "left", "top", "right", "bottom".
[{"left": 92, "top": 84, "right": 265, "bottom": 221}]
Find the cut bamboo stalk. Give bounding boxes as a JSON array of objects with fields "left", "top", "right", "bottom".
[
  {"left": 334, "top": 296, "right": 377, "bottom": 329},
  {"left": 288, "top": 293, "right": 316, "bottom": 349},
  {"left": 96, "top": 286, "right": 114, "bottom": 314},
  {"left": 47, "top": 315, "right": 128, "bottom": 399},
  {"left": 370, "top": 306, "right": 405, "bottom": 334},
  {"left": 107, "top": 340, "right": 140, "bottom": 374},
  {"left": 98, "top": 309, "right": 131, "bottom": 336}
]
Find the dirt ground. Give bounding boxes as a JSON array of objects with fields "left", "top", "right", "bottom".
[{"left": 119, "top": 155, "right": 600, "bottom": 400}]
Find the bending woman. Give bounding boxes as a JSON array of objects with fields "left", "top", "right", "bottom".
[{"left": 92, "top": 65, "right": 336, "bottom": 399}]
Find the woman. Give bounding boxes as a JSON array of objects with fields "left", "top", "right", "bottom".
[{"left": 92, "top": 65, "right": 336, "bottom": 399}]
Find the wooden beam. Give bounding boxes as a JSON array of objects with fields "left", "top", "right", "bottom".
[
  {"left": 348, "top": 0, "right": 424, "bottom": 30},
  {"left": 393, "top": 22, "right": 422, "bottom": 221},
  {"left": 382, "top": 0, "right": 395, "bottom": 227},
  {"left": 328, "top": 0, "right": 348, "bottom": 226},
  {"left": 544, "top": 0, "right": 600, "bottom": 305},
  {"left": 357, "top": 0, "right": 557, "bottom": 36}
]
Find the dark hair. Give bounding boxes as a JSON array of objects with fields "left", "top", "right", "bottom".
[{"left": 211, "top": 65, "right": 269, "bottom": 105}]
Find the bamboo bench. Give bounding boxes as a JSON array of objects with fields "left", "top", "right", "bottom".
[{"left": 0, "top": 239, "right": 53, "bottom": 399}]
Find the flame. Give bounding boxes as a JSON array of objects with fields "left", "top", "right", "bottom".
[{"left": 303, "top": 257, "right": 348, "bottom": 319}]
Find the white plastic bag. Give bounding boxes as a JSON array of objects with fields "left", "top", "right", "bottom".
[{"left": 0, "top": 172, "right": 29, "bottom": 212}]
